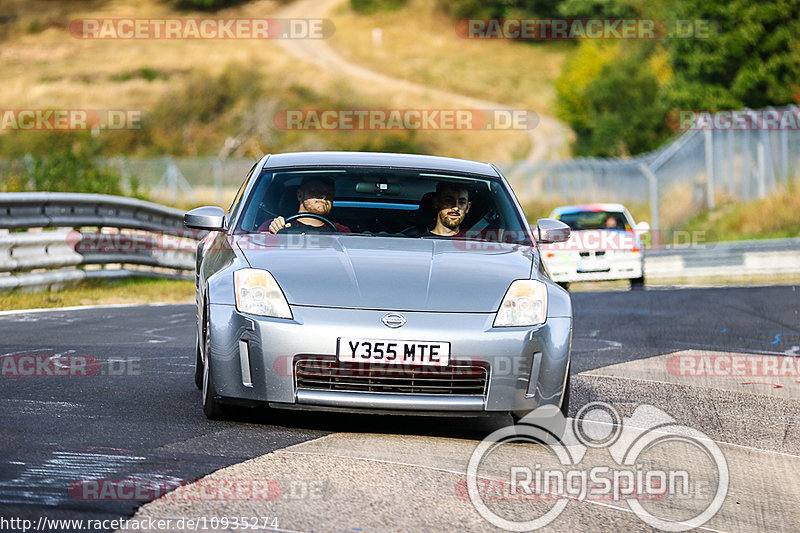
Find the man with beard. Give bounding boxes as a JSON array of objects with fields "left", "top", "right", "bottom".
[
  {"left": 425, "top": 181, "right": 471, "bottom": 237},
  {"left": 263, "top": 176, "right": 351, "bottom": 234}
]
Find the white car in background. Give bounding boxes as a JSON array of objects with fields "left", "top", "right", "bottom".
[{"left": 540, "top": 203, "right": 650, "bottom": 289}]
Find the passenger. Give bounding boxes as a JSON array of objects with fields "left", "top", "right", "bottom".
[
  {"left": 424, "top": 182, "right": 471, "bottom": 237},
  {"left": 604, "top": 214, "right": 622, "bottom": 230}
]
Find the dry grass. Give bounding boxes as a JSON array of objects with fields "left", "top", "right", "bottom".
[
  {"left": 0, "top": 0, "right": 536, "bottom": 162},
  {"left": 682, "top": 184, "right": 800, "bottom": 240},
  {"left": 0, "top": 0, "right": 298, "bottom": 110},
  {"left": 329, "top": 0, "right": 570, "bottom": 115},
  {"left": 0, "top": 277, "right": 194, "bottom": 310}
]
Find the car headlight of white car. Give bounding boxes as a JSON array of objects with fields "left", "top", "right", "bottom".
[
  {"left": 493, "top": 279, "right": 547, "bottom": 327},
  {"left": 234, "top": 268, "right": 292, "bottom": 319}
]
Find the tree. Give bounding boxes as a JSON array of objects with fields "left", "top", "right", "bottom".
[
  {"left": 666, "top": 0, "right": 800, "bottom": 109},
  {"left": 582, "top": 54, "right": 671, "bottom": 156}
]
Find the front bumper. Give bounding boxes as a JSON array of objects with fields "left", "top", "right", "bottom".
[
  {"left": 206, "top": 303, "right": 571, "bottom": 416},
  {"left": 545, "top": 251, "right": 644, "bottom": 282}
]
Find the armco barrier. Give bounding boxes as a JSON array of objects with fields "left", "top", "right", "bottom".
[
  {"left": 0, "top": 192, "right": 199, "bottom": 291},
  {"left": 645, "top": 237, "right": 800, "bottom": 282},
  {"left": 0, "top": 192, "right": 797, "bottom": 291}
]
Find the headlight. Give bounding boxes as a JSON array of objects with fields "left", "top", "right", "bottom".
[
  {"left": 234, "top": 269, "right": 292, "bottom": 319},
  {"left": 493, "top": 280, "right": 547, "bottom": 327}
]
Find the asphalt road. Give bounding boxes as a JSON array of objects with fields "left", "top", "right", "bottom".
[{"left": 0, "top": 284, "right": 798, "bottom": 532}]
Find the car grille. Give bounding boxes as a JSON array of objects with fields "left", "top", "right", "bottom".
[{"left": 294, "top": 356, "right": 488, "bottom": 396}]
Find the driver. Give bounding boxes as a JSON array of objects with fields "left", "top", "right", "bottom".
[{"left": 261, "top": 176, "right": 351, "bottom": 234}]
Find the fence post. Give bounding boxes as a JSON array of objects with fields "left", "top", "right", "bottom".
[
  {"left": 756, "top": 139, "right": 767, "bottom": 199},
  {"left": 781, "top": 123, "right": 789, "bottom": 185},
  {"left": 703, "top": 128, "right": 716, "bottom": 209},
  {"left": 638, "top": 162, "right": 659, "bottom": 247}
]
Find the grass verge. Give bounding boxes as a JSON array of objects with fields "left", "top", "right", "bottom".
[
  {"left": 680, "top": 185, "right": 800, "bottom": 241},
  {"left": 0, "top": 277, "right": 194, "bottom": 311}
]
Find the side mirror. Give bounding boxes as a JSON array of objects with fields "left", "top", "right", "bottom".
[
  {"left": 184, "top": 206, "right": 227, "bottom": 231},
  {"left": 535, "top": 218, "right": 570, "bottom": 244},
  {"left": 636, "top": 221, "right": 651, "bottom": 232}
]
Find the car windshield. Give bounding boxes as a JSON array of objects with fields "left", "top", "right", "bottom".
[
  {"left": 234, "top": 166, "right": 532, "bottom": 245},
  {"left": 557, "top": 211, "right": 629, "bottom": 231}
]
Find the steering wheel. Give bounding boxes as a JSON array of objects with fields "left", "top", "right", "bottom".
[{"left": 278, "top": 212, "right": 339, "bottom": 233}]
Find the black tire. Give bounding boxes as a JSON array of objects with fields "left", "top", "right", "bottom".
[
  {"left": 511, "top": 366, "right": 571, "bottom": 443},
  {"left": 201, "top": 309, "right": 224, "bottom": 420},
  {"left": 630, "top": 276, "right": 645, "bottom": 290},
  {"left": 194, "top": 303, "right": 207, "bottom": 389},
  {"left": 560, "top": 371, "right": 571, "bottom": 419},
  {"left": 202, "top": 355, "right": 225, "bottom": 420},
  {"left": 194, "top": 340, "right": 203, "bottom": 390},
  {"left": 556, "top": 281, "right": 570, "bottom": 291},
  {"left": 511, "top": 409, "right": 567, "bottom": 444}
]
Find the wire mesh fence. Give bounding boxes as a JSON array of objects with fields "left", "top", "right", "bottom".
[
  {"left": 497, "top": 105, "right": 800, "bottom": 229},
  {"left": 2, "top": 106, "right": 797, "bottom": 229}
]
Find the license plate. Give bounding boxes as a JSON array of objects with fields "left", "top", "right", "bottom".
[
  {"left": 578, "top": 260, "right": 610, "bottom": 273},
  {"left": 337, "top": 338, "right": 450, "bottom": 366}
]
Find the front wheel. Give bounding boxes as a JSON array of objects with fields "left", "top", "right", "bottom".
[
  {"left": 194, "top": 340, "right": 203, "bottom": 390},
  {"left": 630, "top": 276, "right": 645, "bottom": 290},
  {"left": 202, "top": 354, "right": 225, "bottom": 420},
  {"left": 560, "top": 370, "right": 571, "bottom": 419},
  {"left": 201, "top": 308, "right": 225, "bottom": 419},
  {"left": 194, "top": 302, "right": 208, "bottom": 389}
]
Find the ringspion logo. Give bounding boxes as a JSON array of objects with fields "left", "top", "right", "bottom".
[{"left": 467, "top": 402, "right": 728, "bottom": 531}]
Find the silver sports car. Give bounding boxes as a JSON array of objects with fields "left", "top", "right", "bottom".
[{"left": 185, "top": 152, "right": 572, "bottom": 424}]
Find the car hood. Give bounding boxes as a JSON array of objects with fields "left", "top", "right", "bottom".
[{"left": 236, "top": 234, "right": 534, "bottom": 312}]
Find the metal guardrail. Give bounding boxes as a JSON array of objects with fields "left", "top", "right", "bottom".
[
  {"left": 645, "top": 237, "right": 800, "bottom": 281},
  {"left": 0, "top": 192, "right": 187, "bottom": 231},
  {"left": 0, "top": 193, "right": 198, "bottom": 291},
  {"left": 0, "top": 192, "right": 796, "bottom": 291}
]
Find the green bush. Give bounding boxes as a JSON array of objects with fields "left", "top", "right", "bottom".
[
  {"left": 108, "top": 67, "right": 171, "bottom": 82},
  {"left": 351, "top": 0, "right": 407, "bottom": 14},
  {"left": 0, "top": 133, "right": 139, "bottom": 195},
  {"left": 168, "top": 0, "right": 249, "bottom": 11},
  {"left": 28, "top": 147, "right": 122, "bottom": 195}
]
